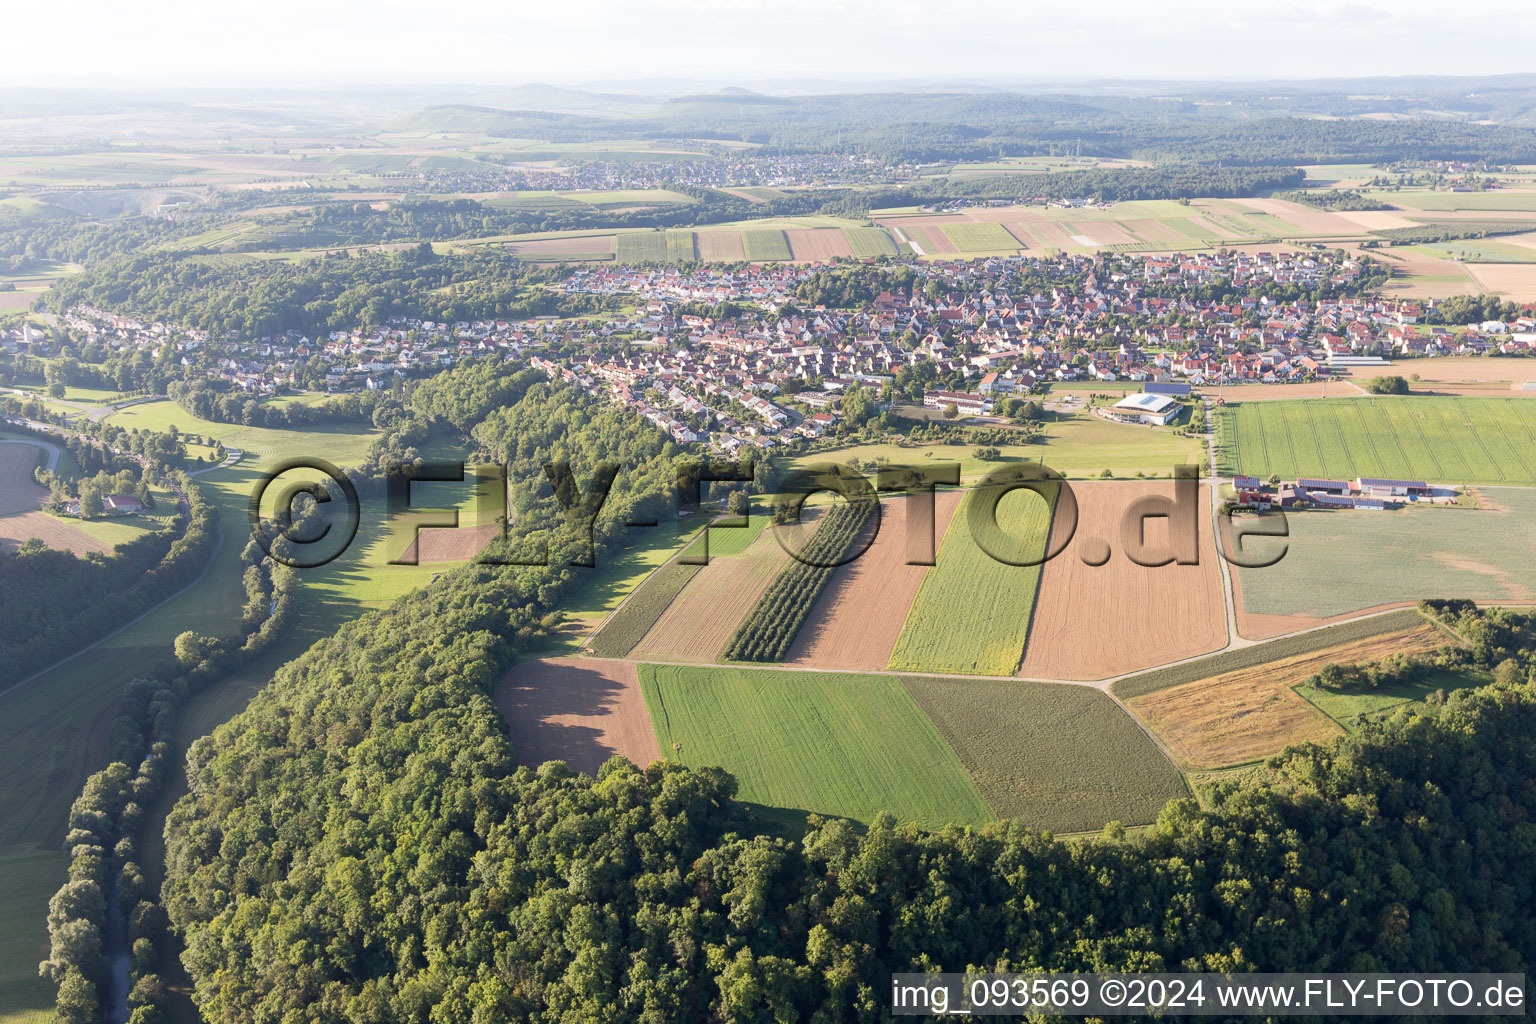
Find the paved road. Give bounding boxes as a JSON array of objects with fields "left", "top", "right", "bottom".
[{"left": 0, "top": 435, "right": 62, "bottom": 472}]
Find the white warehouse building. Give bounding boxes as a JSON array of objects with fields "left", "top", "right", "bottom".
[{"left": 1107, "top": 392, "right": 1182, "bottom": 425}]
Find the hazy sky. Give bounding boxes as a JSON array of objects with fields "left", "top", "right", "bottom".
[{"left": 7, "top": 0, "right": 1535, "bottom": 84}]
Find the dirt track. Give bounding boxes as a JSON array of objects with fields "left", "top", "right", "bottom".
[
  {"left": 785, "top": 492, "right": 962, "bottom": 671},
  {"left": 1018, "top": 481, "right": 1227, "bottom": 681},
  {"left": 493, "top": 657, "right": 660, "bottom": 775}
]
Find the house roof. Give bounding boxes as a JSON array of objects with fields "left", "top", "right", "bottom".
[{"left": 1112, "top": 393, "right": 1177, "bottom": 413}]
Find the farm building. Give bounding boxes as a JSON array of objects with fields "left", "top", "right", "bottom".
[
  {"left": 1297, "top": 478, "right": 1351, "bottom": 495},
  {"left": 103, "top": 494, "right": 144, "bottom": 515},
  {"left": 922, "top": 390, "right": 993, "bottom": 416},
  {"left": 1107, "top": 392, "right": 1181, "bottom": 425},
  {"left": 1354, "top": 477, "right": 1429, "bottom": 498},
  {"left": 1233, "top": 475, "right": 1264, "bottom": 490}
]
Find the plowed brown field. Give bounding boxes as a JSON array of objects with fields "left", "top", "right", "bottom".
[
  {"left": 494, "top": 657, "right": 660, "bottom": 775},
  {"left": 397, "top": 522, "right": 499, "bottom": 564},
  {"left": 785, "top": 491, "right": 962, "bottom": 671},
  {"left": 1017, "top": 481, "right": 1226, "bottom": 681}
]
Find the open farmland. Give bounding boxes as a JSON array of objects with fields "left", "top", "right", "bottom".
[
  {"left": 696, "top": 230, "right": 746, "bottom": 261},
  {"left": 1018, "top": 481, "right": 1227, "bottom": 681},
  {"left": 494, "top": 658, "right": 660, "bottom": 776},
  {"left": 1233, "top": 489, "right": 1536, "bottom": 621},
  {"left": 1215, "top": 396, "right": 1536, "bottom": 484},
  {"left": 902, "top": 676, "right": 1187, "bottom": 831},
  {"left": 0, "top": 445, "right": 47, "bottom": 516},
  {"left": 586, "top": 559, "right": 702, "bottom": 658},
  {"left": 632, "top": 523, "right": 801, "bottom": 663},
  {"left": 1125, "top": 621, "right": 1453, "bottom": 768},
  {"left": 938, "top": 222, "right": 1021, "bottom": 253},
  {"left": 638, "top": 664, "right": 992, "bottom": 828},
  {"left": 742, "top": 228, "right": 792, "bottom": 260},
  {"left": 785, "top": 492, "right": 961, "bottom": 671},
  {"left": 508, "top": 234, "right": 615, "bottom": 261},
  {"left": 1466, "top": 263, "right": 1536, "bottom": 301},
  {"left": 723, "top": 501, "right": 874, "bottom": 662},
  {"left": 841, "top": 226, "right": 898, "bottom": 256},
  {"left": 888, "top": 480, "right": 1055, "bottom": 676},
  {"left": 615, "top": 230, "right": 695, "bottom": 262},
  {"left": 785, "top": 228, "right": 853, "bottom": 259}
]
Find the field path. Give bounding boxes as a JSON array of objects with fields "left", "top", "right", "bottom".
[{"left": 0, "top": 436, "right": 62, "bottom": 472}]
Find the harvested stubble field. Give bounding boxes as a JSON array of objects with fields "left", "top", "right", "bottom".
[
  {"left": 785, "top": 492, "right": 961, "bottom": 672},
  {"left": 785, "top": 228, "right": 853, "bottom": 260},
  {"left": 902, "top": 676, "right": 1187, "bottom": 832},
  {"left": 1018, "top": 481, "right": 1227, "bottom": 681},
  {"left": 888, "top": 481, "right": 1055, "bottom": 676},
  {"left": 1111, "top": 607, "right": 1428, "bottom": 700},
  {"left": 630, "top": 523, "right": 800, "bottom": 662},
  {"left": 1233, "top": 490, "right": 1536, "bottom": 621},
  {"left": 395, "top": 522, "right": 498, "bottom": 564},
  {"left": 1466, "top": 263, "right": 1536, "bottom": 301},
  {"left": 0, "top": 512, "right": 111, "bottom": 556},
  {"left": 742, "top": 229, "right": 792, "bottom": 261},
  {"left": 1216, "top": 396, "right": 1536, "bottom": 485},
  {"left": 508, "top": 234, "right": 615, "bottom": 260},
  {"left": 1125, "top": 621, "right": 1453, "bottom": 769},
  {"left": 638, "top": 664, "right": 993, "bottom": 828},
  {"left": 1348, "top": 357, "right": 1536, "bottom": 385},
  {"left": 494, "top": 658, "right": 660, "bottom": 776},
  {"left": 696, "top": 230, "right": 746, "bottom": 261}
]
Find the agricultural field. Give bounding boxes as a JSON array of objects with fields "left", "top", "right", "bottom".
[
  {"left": 1018, "top": 481, "right": 1227, "bottom": 681},
  {"left": 785, "top": 228, "right": 853, "bottom": 259},
  {"left": 696, "top": 230, "right": 746, "bottom": 261},
  {"left": 786, "top": 492, "right": 961, "bottom": 672},
  {"left": 903, "top": 676, "right": 1187, "bottom": 832},
  {"left": 632, "top": 523, "right": 801, "bottom": 663},
  {"left": 614, "top": 230, "right": 697, "bottom": 262},
  {"left": 1465, "top": 262, "right": 1536, "bottom": 301},
  {"left": 723, "top": 501, "right": 872, "bottom": 662},
  {"left": 1215, "top": 396, "right": 1536, "bottom": 485},
  {"left": 783, "top": 411, "right": 1201, "bottom": 486},
  {"left": 938, "top": 222, "right": 1022, "bottom": 253},
  {"left": 0, "top": 844, "right": 66, "bottom": 1024},
  {"left": 1125, "top": 621, "right": 1454, "bottom": 768},
  {"left": 841, "top": 225, "right": 899, "bottom": 257},
  {"left": 1233, "top": 488, "right": 1536, "bottom": 621},
  {"left": 638, "top": 664, "right": 992, "bottom": 828},
  {"left": 105, "top": 399, "right": 378, "bottom": 467},
  {"left": 742, "top": 228, "right": 792, "bottom": 261},
  {"left": 888, "top": 481, "right": 1055, "bottom": 676},
  {"left": 494, "top": 658, "right": 660, "bottom": 775},
  {"left": 586, "top": 559, "right": 702, "bottom": 658}
]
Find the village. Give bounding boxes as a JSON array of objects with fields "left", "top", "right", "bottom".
[{"left": 5, "top": 249, "right": 1534, "bottom": 455}]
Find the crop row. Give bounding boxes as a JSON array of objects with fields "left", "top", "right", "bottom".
[{"left": 723, "top": 499, "right": 879, "bottom": 662}]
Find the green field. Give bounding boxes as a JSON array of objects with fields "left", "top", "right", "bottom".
[
  {"left": 782, "top": 413, "right": 1200, "bottom": 486},
  {"left": 1233, "top": 489, "right": 1536, "bottom": 619},
  {"left": 0, "top": 844, "right": 66, "bottom": 1024},
  {"left": 902, "top": 676, "right": 1187, "bottom": 831},
  {"left": 1295, "top": 667, "right": 1490, "bottom": 729},
  {"left": 666, "top": 231, "right": 697, "bottom": 261},
  {"left": 841, "top": 226, "right": 899, "bottom": 257},
  {"left": 938, "top": 222, "right": 1021, "bottom": 253},
  {"left": 566, "top": 188, "right": 696, "bottom": 207},
  {"left": 1216, "top": 397, "right": 1536, "bottom": 485},
  {"left": 742, "top": 229, "right": 792, "bottom": 261},
  {"left": 638, "top": 664, "right": 992, "bottom": 828},
  {"left": 1389, "top": 190, "right": 1536, "bottom": 213},
  {"left": 586, "top": 559, "right": 702, "bottom": 658},
  {"left": 615, "top": 231, "right": 669, "bottom": 262},
  {"left": 106, "top": 399, "right": 378, "bottom": 467},
  {"left": 888, "top": 482, "right": 1055, "bottom": 675}
]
